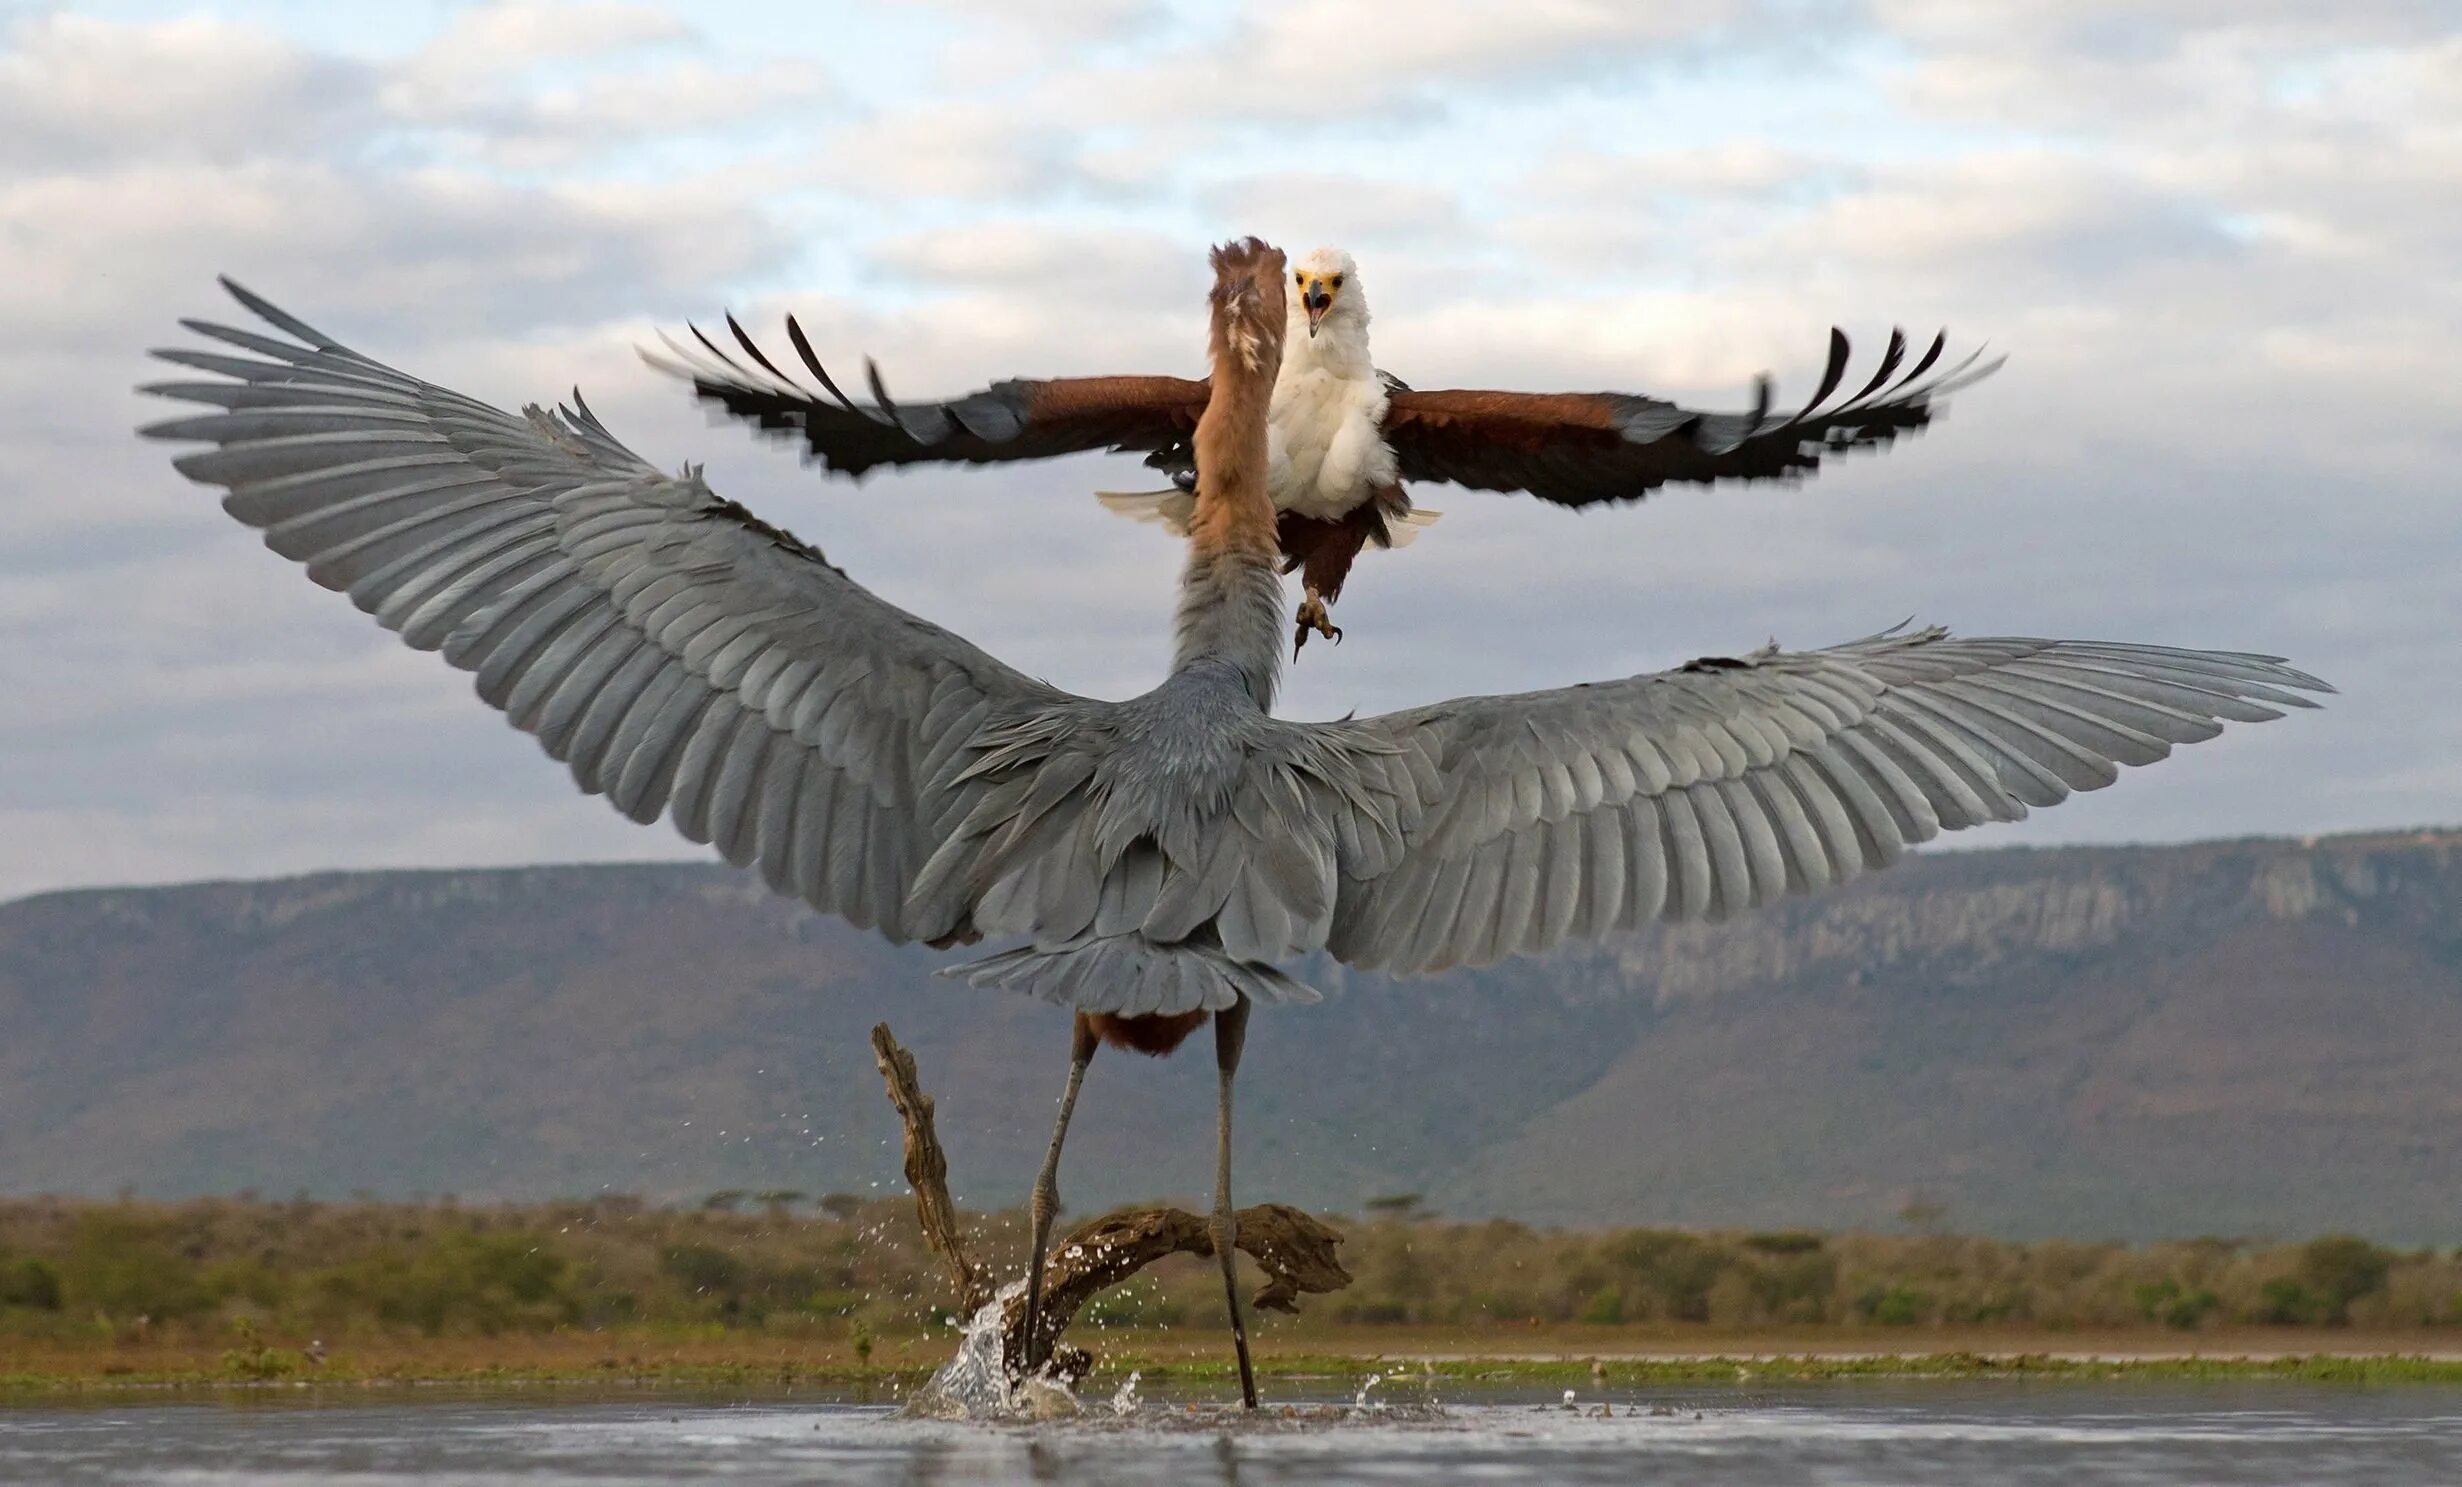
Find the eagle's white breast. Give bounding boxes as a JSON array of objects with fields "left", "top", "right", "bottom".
[{"left": 1265, "top": 290, "right": 1393, "bottom": 521}]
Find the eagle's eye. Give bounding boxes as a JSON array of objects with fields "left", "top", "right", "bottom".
[
  {"left": 1331, "top": 275, "right": 1344, "bottom": 289},
  {"left": 1295, "top": 272, "right": 1306, "bottom": 285}
]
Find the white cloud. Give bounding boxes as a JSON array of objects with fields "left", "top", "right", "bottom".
[
  {"left": 888, "top": 0, "right": 1162, "bottom": 41},
  {"left": 805, "top": 101, "right": 1091, "bottom": 201},
  {"left": 375, "top": 2, "right": 834, "bottom": 169},
  {"left": 399, "top": 0, "right": 689, "bottom": 81},
  {"left": 0, "top": 13, "right": 372, "bottom": 168},
  {"left": 0, "top": 161, "right": 793, "bottom": 352},
  {"left": 868, "top": 219, "right": 1186, "bottom": 294},
  {"left": 1198, "top": 172, "right": 1470, "bottom": 247},
  {"left": 1037, "top": 0, "right": 1783, "bottom": 126},
  {"left": 1882, "top": 0, "right": 2460, "bottom": 132},
  {"left": 2, "top": 0, "right": 2456, "bottom": 906},
  {"left": 1532, "top": 142, "right": 1849, "bottom": 202}
]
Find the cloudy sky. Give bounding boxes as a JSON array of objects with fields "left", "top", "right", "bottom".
[{"left": 2, "top": 0, "right": 2455, "bottom": 903}]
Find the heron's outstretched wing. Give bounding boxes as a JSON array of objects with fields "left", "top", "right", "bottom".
[
  {"left": 644, "top": 315, "right": 1210, "bottom": 479},
  {"left": 1382, "top": 329, "right": 2000, "bottom": 509},
  {"left": 144, "top": 280, "right": 1072, "bottom": 944},
  {"left": 1323, "top": 627, "right": 2327, "bottom": 975}
]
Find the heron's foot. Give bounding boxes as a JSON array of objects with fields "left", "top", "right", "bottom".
[{"left": 1291, "top": 596, "right": 1343, "bottom": 658}]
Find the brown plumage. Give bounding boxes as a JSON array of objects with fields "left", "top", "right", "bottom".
[
  {"left": 1186, "top": 238, "right": 1285, "bottom": 564},
  {"left": 649, "top": 284, "right": 1992, "bottom": 657},
  {"left": 1276, "top": 484, "right": 1409, "bottom": 611},
  {"left": 1085, "top": 1008, "right": 1211, "bottom": 1056},
  {"left": 649, "top": 308, "right": 1996, "bottom": 526}
]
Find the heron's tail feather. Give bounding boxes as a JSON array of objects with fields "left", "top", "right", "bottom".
[{"left": 938, "top": 936, "right": 1321, "bottom": 1013}]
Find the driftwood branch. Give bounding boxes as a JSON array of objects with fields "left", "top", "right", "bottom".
[
  {"left": 869, "top": 1023, "right": 990, "bottom": 1316},
  {"left": 869, "top": 1022, "right": 1351, "bottom": 1378},
  {"left": 1003, "top": 1202, "right": 1350, "bottom": 1374}
]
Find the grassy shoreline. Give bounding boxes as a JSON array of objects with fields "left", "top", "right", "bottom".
[
  {"left": 7, "top": 1195, "right": 2460, "bottom": 1399},
  {"left": 11, "top": 1327, "right": 2462, "bottom": 1396}
]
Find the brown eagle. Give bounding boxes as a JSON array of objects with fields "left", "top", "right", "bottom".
[{"left": 648, "top": 246, "right": 1999, "bottom": 654}]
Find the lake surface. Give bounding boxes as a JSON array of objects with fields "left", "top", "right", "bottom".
[{"left": 5, "top": 1382, "right": 2459, "bottom": 1485}]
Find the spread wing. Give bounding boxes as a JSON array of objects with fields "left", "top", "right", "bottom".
[
  {"left": 143, "top": 280, "right": 1076, "bottom": 945},
  {"left": 1324, "top": 627, "right": 2327, "bottom": 975},
  {"left": 643, "top": 314, "right": 1210, "bottom": 479},
  {"left": 1383, "top": 329, "right": 2000, "bottom": 509}
]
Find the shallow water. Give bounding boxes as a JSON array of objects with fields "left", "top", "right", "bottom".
[{"left": 5, "top": 1382, "right": 2460, "bottom": 1485}]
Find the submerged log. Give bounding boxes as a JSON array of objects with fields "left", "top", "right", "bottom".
[{"left": 868, "top": 1022, "right": 1352, "bottom": 1378}]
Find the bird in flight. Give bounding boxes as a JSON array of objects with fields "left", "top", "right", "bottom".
[
  {"left": 649, "top": 245, "right": 2000, "bottom": 656},
  {"left": 146, "top": 241, "right": 2318, "bottom": 1409}
]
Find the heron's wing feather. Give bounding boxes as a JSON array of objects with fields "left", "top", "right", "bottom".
[
  {"left": 642, "top": 315, "right": 1210, "bottom": 478},
  {"left": 145, "top": 280, "right": 1072, "bottom": 945},
  {"left": 1323, "top": 627, "right": 2327, "bottom": 975},
  {"left": 1381, "top": 329, "right": 2001, "bottom": 508}
]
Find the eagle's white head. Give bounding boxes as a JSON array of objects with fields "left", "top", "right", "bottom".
[{"left": 1290, "top": 246, "right": 1365, "bottom": 343}]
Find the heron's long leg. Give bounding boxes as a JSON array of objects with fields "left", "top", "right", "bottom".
[
  {"left": 1212, "top": 995, "right": 1260, "bottom": 1409},
  {"left": 1021, "top": 1012, "right": 1098, "bottom": 1377}
]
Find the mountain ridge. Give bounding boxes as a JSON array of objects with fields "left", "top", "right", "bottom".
[{"left": 3, "top": 828, "right": 2457, "bottom": 1241}]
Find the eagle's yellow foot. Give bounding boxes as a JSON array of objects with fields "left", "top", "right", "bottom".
[{"left": 1292, "top": 594, "right": 1343, "bottom": 658}]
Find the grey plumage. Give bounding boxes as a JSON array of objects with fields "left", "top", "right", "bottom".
[{"left": 146, "top": 283, "right": 2328, "bottom": 1018}]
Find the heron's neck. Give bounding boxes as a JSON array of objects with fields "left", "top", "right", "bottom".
[
  {"left": 1177, "top": 326, "right": 1284, "bottom": 710},
  {"left": 1171, "top": 549, "right": 1282, "bottom": 709}
]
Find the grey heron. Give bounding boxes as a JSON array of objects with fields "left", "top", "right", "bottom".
[{"left": 142, "top": 237, "right": 2325, "bottom": 1408}]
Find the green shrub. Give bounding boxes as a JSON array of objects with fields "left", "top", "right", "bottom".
[
  {"left": 2255, "top": 1278, "right": 2319, "bottom": 1325},
  {"left": 1742, "top": 1231, "right": 1825, "bottom": 1256},
  {"left": 315, "top": 1231, "right": 577, "bottom": 1336},
  {"left": 659, "top": 1243, "right": 743, "bottom": 1298},
  {"left": 1856, "top": 1285, "right": 1930, "bottom": 1326},
  {"left": 2298, "top": 1237, "right": 2392, "bottom": 1324},
  {"left": 804, "top": 1288, "right": 866, "bottom": 1317},
  {"left": 1614, "top": 1232, "right": 1725, "bottom": 1322},
  {"left": 1577, "top": 1285, "right": 1626, "bottom": 1324},
  {"left": 56, "top": 1212, "right": 215, "bottom": 1321},
  {"left": 2135, "top": 1281, "right": 2219, "bottom": 1330},
  {"left": 0, "top": 1258, "right": 62, "bottom": 1311}
]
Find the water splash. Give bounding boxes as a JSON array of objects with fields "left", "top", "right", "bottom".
[
  {"left": 1109, "top": 1370, "right": 1142, "bottom": 1417},
  {"left": 904, "top": 1281, "right": 1082, "bottom": 1421},
  {"left": 1351, "top": 1372, "right": 1385, "bottom": 1411},
  {"left": 906, "top": 1286, "right": 1018, "bottom": 1418}
]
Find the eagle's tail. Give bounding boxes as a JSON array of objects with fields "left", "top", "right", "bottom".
[
  {"left": 938, "top": 935, "right": 1321, "bottom": 1013},
  {"left": 1377, "top": 506, "right": 1442, "bottom": 549},
  {"left": 1094, "top": 487, "right": 1198, "bottom": 536},
  {"left": 1098, "top": 488, "right": 1446, "bottom": 550}
]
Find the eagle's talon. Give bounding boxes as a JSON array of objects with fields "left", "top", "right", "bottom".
[{"left": 1292, "top": 595, "right": 1342, "bottom": 658}]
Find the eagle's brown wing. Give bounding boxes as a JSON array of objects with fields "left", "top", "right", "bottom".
[
  {"left": 644, "top": 314, "right": 1211, "bottom": 479},
  {"left": 1381, "top": 329, "right": 2000, "bottom": 509}
]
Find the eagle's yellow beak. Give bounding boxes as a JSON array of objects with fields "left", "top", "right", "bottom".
[{"left": 1299, "top": 274, "right": 1336, "bottom": 337}]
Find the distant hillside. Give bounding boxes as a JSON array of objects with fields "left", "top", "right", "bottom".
[{"left": 2, "top": 830, "right": 2457, "bottom": 1241}]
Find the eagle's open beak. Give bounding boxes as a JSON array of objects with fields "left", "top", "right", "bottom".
[{"left": 1304, "top": 285, "right": 1332, "bottom": 337}]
